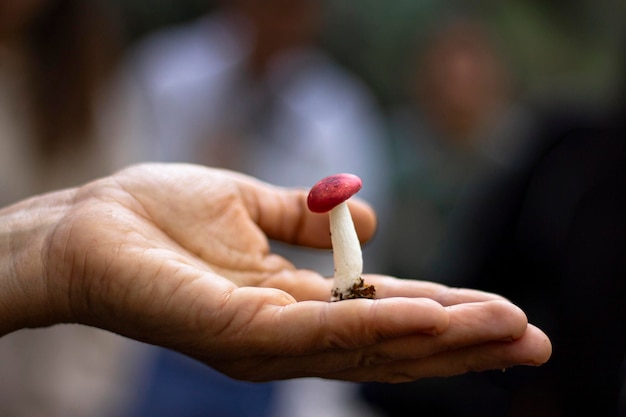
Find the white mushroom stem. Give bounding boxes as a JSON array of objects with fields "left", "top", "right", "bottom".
[{"left": 329, "top": 200, "right": 363, "bottom": 301}]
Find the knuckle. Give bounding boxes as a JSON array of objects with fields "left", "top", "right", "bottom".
[{"left": 355, "top": 349, "right": 394, "bottom": 368}]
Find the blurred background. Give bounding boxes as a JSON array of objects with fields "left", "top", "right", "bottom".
[
  {"left": 114, "top": 0, "right": 625, "bottom": 109},
  {"left": 0, "top": 0, "right": 624, "bottom": 416}
]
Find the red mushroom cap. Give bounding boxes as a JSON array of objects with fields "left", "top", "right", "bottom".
[{"left": 307, "top": 173, "right": 363, "bottom": 213}]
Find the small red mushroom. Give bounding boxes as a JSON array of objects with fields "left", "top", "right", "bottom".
[{"left": 307, "top": 173, "right": 376, "bottom": 301}]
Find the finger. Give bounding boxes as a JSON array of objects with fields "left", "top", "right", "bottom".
[
  {"left": 364, "top": 275, "right": 508, "bottom": 305},
  {"left": 235, "top": 179, "right": 377, "bottom": 248},
  {"left": 255, "top": 299, "right": 527, "bottom": 377},
  {"left": 206, "top": 293, "right": 449, "bottom": 381},
  {"left": 262, "top": 272, "right": 509, "bottom": 305},
  {"left": 321, "top": 324, "right": 552, "bottom": 383},
  {"left": 352, "top": 300, "right": 528, "bottom": 364},
  {"left": 353, "top": 299, "right": 529, "bottom": 365},
  {"left": 288, "top": 297, "right": 450, "bottom": 351},
  {"left": 228, "top": 291, "right": 450, "bottom": 357},
  {"left": 261, "top": 269, "right": 333, "bottom": 301},
  {"left": 114, "top": 164, "right": 376, "bottom": 251},
  {"left": 217, "top": 299, "right": 547, "bottom": 382}
]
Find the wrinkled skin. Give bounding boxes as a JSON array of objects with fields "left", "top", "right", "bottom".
[{"left": 0, "top": 164, "right": 551, "bottom": 382}]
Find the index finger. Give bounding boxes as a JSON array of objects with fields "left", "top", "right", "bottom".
[{"left": 236, "top": 179, "right": 377, "bottom": 249}]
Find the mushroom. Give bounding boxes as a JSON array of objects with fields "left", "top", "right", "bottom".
[{"left": 307, "top": 173, "right": 376, "bottom": 301}]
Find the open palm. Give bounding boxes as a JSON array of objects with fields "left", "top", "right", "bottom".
[{"left": 28, "top": 163, "right": 551, "bottom": 382}]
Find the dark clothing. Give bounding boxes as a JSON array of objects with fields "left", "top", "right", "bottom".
[{"left": 361, "top": 107, "right": 626, "bottom": 416}]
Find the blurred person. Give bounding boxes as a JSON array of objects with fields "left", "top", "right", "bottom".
[
  {"left": 360, "top": 17, "right": 544, "bottom": 417},
  {"left": 382, "top": 17, "right": 536, "bottom": 284},
  {"left": 363, "top": 17, "right": 626, "bottom": 417},
  {"left": 420, "top": 50, "right": 626, "bottom": 415},
  {"left": 0, "top": 0, "right": 120, "bottom": 203},
  {"left": 117, "top": 0, "right": 393, "bottom": 416},
  {"left": 0, "top": 1, "right": 153, "bottom": 416}
]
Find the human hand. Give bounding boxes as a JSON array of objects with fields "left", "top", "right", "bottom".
[{"left": 0, "top": 163, "right": 550, "bottom": 382}]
